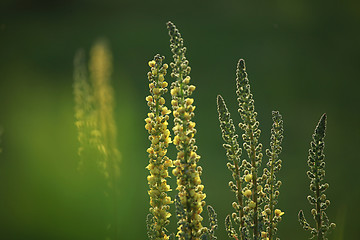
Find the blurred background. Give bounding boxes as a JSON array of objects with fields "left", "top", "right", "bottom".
[{"left": 0, "top": 0, "right": 359, "bottom": 239}]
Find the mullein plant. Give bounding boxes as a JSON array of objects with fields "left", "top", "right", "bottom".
[
  {"left": 73, "top": 40, "right": 121, "bottom": 239},
  {"left": 167, "top": 21, "right": 208, "bottom": 239},
  {"left": 145, "top": 22, "right": 217, "bottom": 240},
  {"left": 146, "top": 22, "right": 336, "bottom": 240},
  {"left": 298, "top": 113, "right": 336, "bottom": 240},
  {"left": 217, "top": 59, "right": 284, "bottom": 240},
  {"left": 74, "top": 40, "right": 120, "bottom": 182},
  {"left": 145, "top": 54, "right": 173, "bottom": 240}
]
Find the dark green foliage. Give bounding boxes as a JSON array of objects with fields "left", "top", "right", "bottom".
[{"left": 298, "top": 113, "right": 336, "bottom": 240}]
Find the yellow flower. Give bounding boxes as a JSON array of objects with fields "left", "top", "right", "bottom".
[
  {"left": 161, "top": 81, "right": 168, "bottom": 88},
  {"left": 188, "top": 85, "right": 196, "bottom": 92},
  {"left": 161, "top": 107, "right": 171, "bottom": 115},
  {"left": 148, "top": 60, "right": 156, "bottom": 67},
  {"left": 158, "top": 74, "right": 165, "bottom": 81},
  {"left": 183, "top": 76, "right": 190, "bottom": 84},
  {"left": 173, "top": 135, "right": 180, "bottom": 145},
  {"left": 275, "top": 209, "right": 284, "bottom": 217},
  {"left": 171, "top": 99, "right": 178, "bottom": 106},
  {"left": 146, "top": 95, "right": 153, "bottom": 102},
  {"left": 185, "top": 98, "right": 194, "bottom": 106}
]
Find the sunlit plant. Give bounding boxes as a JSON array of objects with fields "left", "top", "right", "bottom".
[{"left": 141, "top": 21, "right": 336, "bottom": 240}]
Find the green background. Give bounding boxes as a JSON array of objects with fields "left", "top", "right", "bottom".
[{"left": 0, "top": 0, "right": 359, "bottom": 239}]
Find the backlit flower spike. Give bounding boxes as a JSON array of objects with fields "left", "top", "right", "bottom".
[
  {"left": 298, "top": 113, "right": 336, "bottom": 240},
  {"left": 235, "top": 59, "right": 263, "bottom": 238},
  {"left": 167, "top": 21, "right": 208, "bottom": 239},
  {"left": 217, "top": 95, "right": 247, "bottom": 240},
  {"left": 263, "top": 111, "right": 284, "bottom": 240},
  {"left": 145, "top": 54, "right": 173, "bottom": 240}
]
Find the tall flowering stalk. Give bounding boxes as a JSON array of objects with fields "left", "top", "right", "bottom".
[
  {"left": 298, "top": 113, "right": 336, "bottom": 240},
  {"left": 74, "top": 40, "right": 121, "bottom": 239},
  {"left": 145, "top": 54, "right": 173, "bottom": 240},
  {"left": 262, "top": 111, "right": 284, "bottom": 240},
  {"left": 217, "top": 95, "right": 246, "bottom": 240},
  {"left": 235, "top": 59, "right": 263, "bottom": 239},
  {"left": 167, "top": 21, "right": 207, "bottom": 239},
  {"left": 218, "top": 60, "right": 286, "bottom": 240},
  {"left": 89, "top": 40, "right": 121, "bottom": 182}
]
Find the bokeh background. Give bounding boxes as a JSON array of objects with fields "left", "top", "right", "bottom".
[{"left": 0, "top": 0, "right": 359, "bottom": 239}]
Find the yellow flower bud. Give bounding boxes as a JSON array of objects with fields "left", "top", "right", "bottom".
[
  {"left": 153, "top": 88, "right": 160, "bottom": 95},
  {"left": 159, "top": 97, "right": 165, "bottom": 105},
  {"left": 163, "top": 63, "right": 168, "bottom": 69},
  {"left": 243, "top": 189, "right": 252, "bottom": 198},
  {"left": 158, "top": 74, "right": 165, "bottom": 82},
  {"left": 170, "top": 88, "right": 178, "bottom": 96},
  {"left": 249, "top": 201, "right": 256, "bottom": 209},
  {"left": 183, "top": 76, "right": 191, "bottom": 84},
  {"left": 245, "top": 174, "right": 253, "bottom": 182}
]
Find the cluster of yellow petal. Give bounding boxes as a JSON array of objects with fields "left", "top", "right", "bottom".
[{"left": 145, "top": 55, "right": 173, "bottom": 239}]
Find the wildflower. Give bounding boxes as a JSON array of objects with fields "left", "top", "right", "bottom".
[
  {"left": 167, "top": 21, "right": 207, "bottom": 239},
  {"left": 274, "top": 209, "right": 284, "bottom": 217},
  {"left": 145, "top": 54, "right": 173, "bottom": 239}
]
